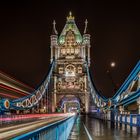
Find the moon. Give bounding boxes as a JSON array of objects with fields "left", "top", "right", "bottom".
[{"left": 110, "top": 62, "right": 116, "bottom": 67}]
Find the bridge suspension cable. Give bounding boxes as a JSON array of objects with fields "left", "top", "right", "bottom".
[
  {"left": 110, "top": 60, "right": 140, "bottom": 107},
  {"left": 86, "top": 62, "right": 107, "bottom": 108},
  {"left": 9, "top": 60, "right": 55, "bottom": 110}
]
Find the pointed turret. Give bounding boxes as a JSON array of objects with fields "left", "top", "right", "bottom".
[
  {"left": 52, "top": 20, "right": 58, "bottom": 35},
  {"left": 83, "top": 19, "right": 91, "bottom": 66},
  {"left": 50, "top": 20, "right": 58, "bottom": 62},
  {"left": 84, "top": 19, "right": 89, "bottom": 34},
  {"left": 58, "top": 12, "right": 82, "bottom": 44},
  {"left": 67, "top": 11, "right": 75, "bottom": 21}
]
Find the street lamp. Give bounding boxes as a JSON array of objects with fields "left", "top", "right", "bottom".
[{"left": 107, "top": 61, "right": 117, "bottom": 93}]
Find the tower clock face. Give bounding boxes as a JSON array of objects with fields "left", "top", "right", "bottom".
[{"left": 65, "top": 64, "right": 76, "bottom": 76}]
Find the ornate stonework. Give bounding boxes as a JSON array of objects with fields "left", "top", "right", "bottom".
[{"left": 50, "top": 12, "right": 91, "bottom": 113}]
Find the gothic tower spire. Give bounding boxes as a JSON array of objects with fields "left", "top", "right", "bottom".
[
  {"left": 67, "top": 11, "right": 75, "bottom": 21},
  {"left": 50, "top": 20, "right": 58, "bottom": 62},
  {"left": 83, "top": 19, "right": 91, "bottom": 66},
  {"left": 52, "top": 20, "right": 58, "bottom": 35},
  {"left": 84, "top": 19, "right": 88, "bottom": 34}
]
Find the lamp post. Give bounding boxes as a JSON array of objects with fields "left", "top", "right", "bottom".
[{"left": 107, "top": 62, "right": 117, "bottom": 93}]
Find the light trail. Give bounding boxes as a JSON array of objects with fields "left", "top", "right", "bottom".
[
  {"left": 0, "top": 113, "right": 74, "bottom": 121},
  {"left": 0, "top": 92, "right": 19, "bottom": 99},
  {"left": 0, "top": 115, "right": 68, "bottom": 139},
  {"left": 0, "top": 71, "right": 34, "bottom": 90},
  {"left": 0, "top": 84, "right": 28, "bottom": 96}
]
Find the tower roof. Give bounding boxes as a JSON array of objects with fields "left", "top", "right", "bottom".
[{"left": 58, "top": 12, "right": 82, "bottom": 44}]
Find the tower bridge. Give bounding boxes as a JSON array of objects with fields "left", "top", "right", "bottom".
[{"left": 0, "top": 13, "right": 140, "bottom": 140}]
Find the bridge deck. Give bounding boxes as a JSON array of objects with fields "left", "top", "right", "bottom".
[{"left": 0, "top": 114, "right": 140, "bottom": 140}]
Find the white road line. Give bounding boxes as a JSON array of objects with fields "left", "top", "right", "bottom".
[{"left": 83, "top": 122, "right": 93, "bottom": 140}]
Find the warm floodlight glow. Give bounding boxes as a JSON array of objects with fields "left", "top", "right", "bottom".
[{"left": 110, "top": 62, "right": 116, "bottom": 67}]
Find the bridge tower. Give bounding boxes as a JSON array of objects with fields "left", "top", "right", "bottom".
[{"left": 50, "top": 12, "right": 91, "bottom": 113}]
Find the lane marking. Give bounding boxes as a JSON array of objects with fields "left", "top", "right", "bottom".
[{"left": 83, "top": 122, "right": 93, "bottom": 140}]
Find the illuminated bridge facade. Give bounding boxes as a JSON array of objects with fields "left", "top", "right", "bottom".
[{"left": 0, "top": 12, "right": 140, "bottom": 140}]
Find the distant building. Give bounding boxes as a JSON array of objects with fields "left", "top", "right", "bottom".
[{"left": 0, "top": 71, "right": 34, "bottom": 99}]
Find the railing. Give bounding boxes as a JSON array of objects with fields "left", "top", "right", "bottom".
[
  {"left": 90, "top": 112, "right": 140, "bottom": 127},
  {"left": 12, "top": 115, "right": 76, "bottom": 140},
  {"left": 115, "top": 114, "right": 140, "bottom": 127}
]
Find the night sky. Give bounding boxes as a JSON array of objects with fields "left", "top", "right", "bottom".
[{"left": 0, "top": 1, "right": 140, "bottom": 98}]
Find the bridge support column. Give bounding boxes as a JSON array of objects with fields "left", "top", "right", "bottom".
[
  {"left": 54, "top": 92, "right": 57, "bottom": 111},
  {"left": 43, "top": 97, "right": 46, "bottom": 113},
  {"left": 84, "top": 74, "right": 89, "bottom": 113},
  {"left": 40, "top": 98, "right": 44, "bottom": 113},
  {"left": 87, "top": 45, "right": 91, "bottom": 66},
  {"left": 36, "top": 104, "right": 39, "bottom": 113},
  {"left": 31, "top": 108, "right": 35, "bottom": 114},
  {"left": 51, "top": 92, "right": 57, "bottom": 113},
  {"left": 107, "top": 110, "right": 111, "bottom": 120},
  {"left": 85, "top": 92, "right": 89, "bottom": 113},
  {"left": 52, "top": 76, "right": 57, "bottom": 112},
  {"left": 64, "top": 103, "right": 67, "bottom": 113}
]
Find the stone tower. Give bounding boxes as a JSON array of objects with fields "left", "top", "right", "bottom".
[{"left": 50, "top": 12, "right": 91, "bottom": 113}]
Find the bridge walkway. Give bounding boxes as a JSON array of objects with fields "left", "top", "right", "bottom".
[{"left": 82, "top": 115, "right": 140, "bottom": 140}]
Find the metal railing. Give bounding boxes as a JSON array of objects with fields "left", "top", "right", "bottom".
[
  {"left": 90, "top": 112, "right": 140, "bottom": 127},
  {"left": 115, "top": 114, "right": 140, "bottom": 127},
  {"left": 12, "top": 115, "right": 76, "bottom": 140}
]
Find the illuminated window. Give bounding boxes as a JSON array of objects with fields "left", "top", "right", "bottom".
[
  {"left": 71, "top": 48, "right": 74, "bottom": 54},
  {"left": 67, "top": 48, "right": 70, "bottom": 54},
  {"left": 61, "top": 48, "right": 66, "bottom": 55},
  {"left": 75, "top": 48, "right": 79, "bottom": 54},
  {"left": 65, "top": 30, "right": 76, "bottom": 46},
  {"left": 65, "top": 64, "right": 76, "bottom": 76},
  {"left": 78, "top": 66, "right": 82, "bottom": 73},
  {"left": 59, "top": 67, "right": 63, "bottom": 74}
]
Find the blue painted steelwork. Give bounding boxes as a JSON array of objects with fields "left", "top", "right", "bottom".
[
  {"left": 0, "top": 99, "right": 10, "bottom": 111},
  {"left": 86, "top": 62, "right": 108, "bottom": 108},
  {"left": 88, "top": 68, "right": 107, "bottom": 100},
  {"left": 9, "top": 60, "right": 55, "bottom": 110},
  {"left": 110, "top": 60, "right": 140, "bottom": 107},
  {"left": 0, "top": 52, "right": 139, "bottom": 117},
  {"left": 115, "top": 114, "right": 140, "bottom": 127},
  {"left": 84, "top": 60, "right": 140, "bottom": 111},
  {"left": 12, "top": 116, "right": 76, "bottom": 140},
  {"left": 112, "top": 61, "right": 140, "bottom": 99}
]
